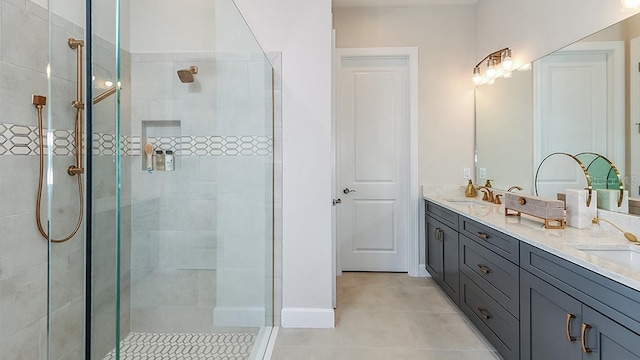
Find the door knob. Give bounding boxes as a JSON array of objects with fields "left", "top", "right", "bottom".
[{"left": 343, "top": 188, "right": 356, "bottom": 194}]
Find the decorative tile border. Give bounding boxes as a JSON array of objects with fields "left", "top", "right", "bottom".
[
  {"left": 1, "top": 123, "right": 272, "bottom": 157},
  {"left": 0, "top": 123, "right": 77, "bottom": 156}
]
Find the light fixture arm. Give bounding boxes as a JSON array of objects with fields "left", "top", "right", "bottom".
[{"left": 474, "top": 47, "right": 511, "bottom": 71}]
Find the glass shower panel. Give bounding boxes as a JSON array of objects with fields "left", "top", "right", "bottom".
[
  {"left": 89, "top": 0, "right": 126, "bottom": 359},
  {"left": 212, "top": 0, "right": 275, "bottom": 334},
  {"left": 124, "top": 0, "right": 274, "bottom": 357}
]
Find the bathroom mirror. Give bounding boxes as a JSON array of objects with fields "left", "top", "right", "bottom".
[{"left": 475, "top": 11, "right": 640, "bottom": 200}]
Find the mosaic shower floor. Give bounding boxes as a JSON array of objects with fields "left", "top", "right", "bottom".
[{"left": 103, "top": 332, "right": 257, "bottom": 360}]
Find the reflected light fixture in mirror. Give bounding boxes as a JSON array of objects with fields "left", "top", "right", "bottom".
[
  {"left": 472, "top": 47, "right": 513, "bottom": 85},
  {"left": 622, "top": 0, "right": 640, "bottom": 10}
]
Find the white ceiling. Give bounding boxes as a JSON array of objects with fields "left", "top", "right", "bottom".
[{"left": 333, "top": 0, "right": 479, "bottom": 8}]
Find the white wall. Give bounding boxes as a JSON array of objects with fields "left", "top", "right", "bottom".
[
  {"left": 232, "top": 0, "right": 335, "bottom": 327},
  {"left": 477, "top": 0, "right": 640, "bottom": 68},
  {"left": 129, "top": 0, "right": 215, "bottom": 53},
  {"left": 333, "top": 6, "right": 477, "bottom": 186}
]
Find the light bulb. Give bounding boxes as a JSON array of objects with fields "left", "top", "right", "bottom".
[
  {"left": 105, "top": 80, "right": 113, "bottom": 87},
  {"left": 486, "top": 59, "right": 497, "bottom": 78},
  {"left": 502, "top": 50, "right": 513, "bottom": 70},
  {"left": 473, "top": 67, "right": 482, "bottom": 85}
]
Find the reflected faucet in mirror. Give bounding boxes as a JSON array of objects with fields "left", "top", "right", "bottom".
[{"left": 508, "top": 186, "right": 523, "bottom": 192}]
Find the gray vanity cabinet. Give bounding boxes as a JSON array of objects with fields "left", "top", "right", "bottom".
[
  {"left": 520, "top": 270, "right": 582, "bottom": 360},
  {"left": 521, "top": 269, "right": 640, "bottom": 360},
  {"left": 424, "top": 200, "right": 640, "bottom": 360},
  {"left": 425, "top": 201, "right": 459, "bottom": 305},
  {"left": 521, "top": 243, "right": 640, "bottom": 360}
]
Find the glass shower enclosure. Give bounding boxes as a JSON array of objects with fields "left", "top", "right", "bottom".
[{"left": 0, "top": 0, "right": 275, "bottom": 359}]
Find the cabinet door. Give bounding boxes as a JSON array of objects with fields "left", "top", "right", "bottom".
[
  {"left": 425, "top": 215, "right": 459, "bottom": 304},
  {"left": 582, "top": 306, "right": 640, "bottom": 360},
  {"left": 441, "top": 222, "right": 459, "bottom": 303},
  {"left": 425, "top": 215, "right": 443, "bottom": 281},
  {"left": 521, "top": 270, "right": 582, "bottom": 360}
]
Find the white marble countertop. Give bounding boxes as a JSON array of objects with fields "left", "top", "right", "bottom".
[{"left": 423, "top": 193, "right": 640, "bottom": 293}]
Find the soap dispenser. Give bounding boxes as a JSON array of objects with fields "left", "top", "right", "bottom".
[{"left": 465, "top": 179, "right": 477, "bottom": 198}]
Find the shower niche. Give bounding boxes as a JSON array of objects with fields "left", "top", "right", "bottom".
[{"left": 141, "top": 120, "right": 181, "bottom": 171}]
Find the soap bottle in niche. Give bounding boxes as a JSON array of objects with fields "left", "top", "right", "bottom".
[
  {"left": 465, "top": 179, "right": 477, "bottom": 198},
  {"left": 154, "top": 150, "right": 165, "bottom": 171},
  {"left": 165, "top": 150, "right": 174, "bottom": 171}
]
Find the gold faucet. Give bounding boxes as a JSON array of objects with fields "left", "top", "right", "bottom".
[
  {"left": 508, "top": 185, "right": 523, "bottom": 192},
  {"left": 477, "top": 186, "right": 494, "bottom": 203}
]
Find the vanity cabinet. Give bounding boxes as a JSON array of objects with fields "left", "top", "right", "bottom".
[
  {"left": 521, "top": 243, "right": 640, "bottom": 360},
  {"left": 424, "top": 199, "right": 640, "bottom": 360},
  {"left": 425, "top": 201, "right": 459, "bottom": 305}
]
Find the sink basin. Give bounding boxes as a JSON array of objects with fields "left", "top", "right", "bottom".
[{"left": 572, "top": 244, "right": 640, "bottom": 272}]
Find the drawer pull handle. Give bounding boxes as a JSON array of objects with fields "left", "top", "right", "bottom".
[
  {"left": 581, "top": 323, "right": 592, "bottom": 353},
  {"left": 477, "top": 264, "right": 491, "bottom": 274},
  {"left": 476, "top": 307, "right": 491, "bottom": 320},
  {"left": 476, "top": 232, "right": 489, "bottom": 240},
  {"left": 565, "top": 313, "right": 576, "bottom": 342}
]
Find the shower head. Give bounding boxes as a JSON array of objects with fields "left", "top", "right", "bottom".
[
  {"left": 32, "top": 94, "right": 47, "bottom": 107},
  {"left": 177, "top": 66, "right": 199, "bottom": 83}
]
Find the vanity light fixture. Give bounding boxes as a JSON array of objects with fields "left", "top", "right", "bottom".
[
  {"left": 622, "top": 0, "right": 640, "bottom": 10},
  {"left": 472, "top": 47, "right": 513, "bottom": 85}
]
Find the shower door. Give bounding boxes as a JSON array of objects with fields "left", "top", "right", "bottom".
[{"left": 87, "top": 0, "right": 127, "bottom": 358}]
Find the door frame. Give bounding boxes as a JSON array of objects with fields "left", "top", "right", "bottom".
[
  {"left": 630, "top": 36, "right": 640, "bottom": 197},
  {"left": 533, "top": 41, "right": 625, "bottom": 179},
  {"left": 333, "top": 46, "right": 419, "bottom": 277}
]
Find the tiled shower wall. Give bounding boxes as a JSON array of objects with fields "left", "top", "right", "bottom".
[
  {"left": 129, "top": 51, "right": 280, "bottom": 331},
  {"left": 0, "top": 1, "right": 132, "bottom": 359}
]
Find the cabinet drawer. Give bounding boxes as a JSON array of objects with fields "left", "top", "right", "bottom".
[
  {"left": 460, "top": 217, "right": 519, "bottom": 264},
  {"left": 460, "top": 274, "right": 519, "bottom": 360},
  {"left": 460, "top": 235, "right": 519, "bottom": 318},
  {"left": 425, "top": 200, "right": 458, "bottom": 230}
]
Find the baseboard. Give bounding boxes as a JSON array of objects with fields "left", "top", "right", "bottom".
[
  {"left": 281, "top": 307, "right": 335, "bottom": 328},
  {"left": 213, "top": 306, "right": 265, "bottom": 327},
  {"left": 419, "top": 264, "right": 431, "bottom": 277}
]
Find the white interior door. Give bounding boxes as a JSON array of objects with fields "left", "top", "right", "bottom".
[
  {"left": 534, "top": 42, "right": 624, "bottom": 198},
  {"left": 337, "top": 50, "right": 409, "bottom": 272}
]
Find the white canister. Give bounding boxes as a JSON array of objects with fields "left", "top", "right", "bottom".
[{"left": 165, "top": 150, "right": 175, "bottom": 171}]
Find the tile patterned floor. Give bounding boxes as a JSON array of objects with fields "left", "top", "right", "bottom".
[
  {"left": 270, "top": 272, "right": 500, "bottom": 360},
  {"left": 103, "top": 332, "right": 257, "bottom": 360}
]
